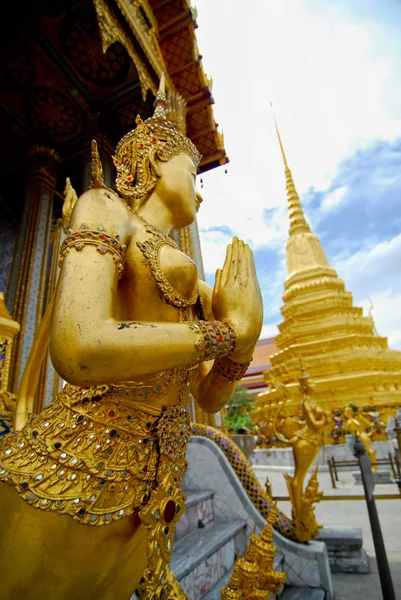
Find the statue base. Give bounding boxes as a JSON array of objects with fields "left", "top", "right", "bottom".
[
  {"left": 316, "top": 526, "right": 370, "bottom": 574},
  {"left": 352, "top": 470, "right": 393, "bottom": 485}
]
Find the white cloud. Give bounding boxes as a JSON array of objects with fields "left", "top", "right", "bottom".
[
  {"left": 192, "top": 0, "right": 401, "bottom": 348},
  {"left": 333, "top": 234, "right": 401, "bottom": 348},
  {"left": 320, "top": 186, "right": 348, "bottom": 212},
  {"left": 260, "top": 323, "right": 280, "bottom": 340}
]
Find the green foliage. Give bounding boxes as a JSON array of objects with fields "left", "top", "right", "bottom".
[{"left": 224, "top": 385, "right": 256, "bottom": 433}]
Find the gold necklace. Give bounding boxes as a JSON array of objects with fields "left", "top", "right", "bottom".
[{"left": 133, "top": 211, "right": 199, "bottom": 309}]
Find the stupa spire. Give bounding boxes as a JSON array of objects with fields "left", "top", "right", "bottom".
[{"left": 272, "top": 107, "right": 310, "bottom": 237}]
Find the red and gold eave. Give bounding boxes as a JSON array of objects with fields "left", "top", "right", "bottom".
[
  {"left": 0, "top": 0, "right": 228, "bottom": 211},
  {"left": 240, "top": 338, "right": 277, "bottom": 395},
  {"left": 147, "top": 0, "right": 229, "bottom": 173}
]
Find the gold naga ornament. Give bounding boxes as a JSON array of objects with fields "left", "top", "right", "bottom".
[
  {"left": 271, "top": 368, "right": 327, "bottom": 541},
  {"left": 0, "top": 73, "right": 263, "bottom": 600}
]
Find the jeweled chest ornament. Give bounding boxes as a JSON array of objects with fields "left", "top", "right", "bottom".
[{"left": 135, "top": 211, "right": 199, "bottom": 309}]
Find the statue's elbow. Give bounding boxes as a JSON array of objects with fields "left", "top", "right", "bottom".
[{"left": 49, "top": 327, "right": 98, "bottom": 387}]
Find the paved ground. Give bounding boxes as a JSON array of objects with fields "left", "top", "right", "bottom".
[{"left": 253, "top": 466, "right": 401, "bottom": 599}]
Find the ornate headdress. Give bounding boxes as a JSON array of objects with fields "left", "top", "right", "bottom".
[{"left": 113, "top": 73, "right": 201, "bottom": 203}]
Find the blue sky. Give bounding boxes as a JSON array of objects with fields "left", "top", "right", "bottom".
[{"left": 193, "top": 0, "right": 401, "bottom": 348}]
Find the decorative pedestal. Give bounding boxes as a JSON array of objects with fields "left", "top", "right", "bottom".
[
  {"left": 316, "top": 526, "right": 370, "bottom": 574},
  {"left": 352, "top": 470, "right": 393, "bottom": 485}
]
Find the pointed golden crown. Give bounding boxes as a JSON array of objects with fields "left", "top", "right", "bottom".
[{"left": 113, "top": 73, "right": 201, "bottom": 203}]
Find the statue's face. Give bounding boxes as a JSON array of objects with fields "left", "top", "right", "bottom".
[{"left": 155, "top": 152, "right": 202, "bottom": 228}]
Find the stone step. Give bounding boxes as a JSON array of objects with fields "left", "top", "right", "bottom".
[
  {"left": 192, "top": 546, "right": 285, "bottom": 599},
  {"left": 201, "top": 571, "right": 231, "bottom": 600},
  {"left": 317, "top": 526, "right": 362, "bottom": 551},
  {"left": 316, "top": 525, "right": 370, "bottom": 574},
  {"left": 280, "top": 589, "right": 326, "bottom": 600},
  {"left": 171, "top": 518, "right": 247, "bottom": 599},
  {"left": 176, "top": 490, "right": 214, "bottom": 541}
]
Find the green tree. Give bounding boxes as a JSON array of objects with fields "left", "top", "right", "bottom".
[{"left": 224, "top": 385, "right": 256, "bottom": 433}]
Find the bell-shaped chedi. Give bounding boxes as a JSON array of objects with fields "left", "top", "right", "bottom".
[{"left": 255, "top": 119, "right": 401, "bottom": 439}]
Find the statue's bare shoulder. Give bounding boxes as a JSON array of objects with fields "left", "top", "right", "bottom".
[{"left": 70, "top": 187, "right": 131, "bottom": 240}]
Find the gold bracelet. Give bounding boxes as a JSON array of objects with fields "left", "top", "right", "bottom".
[
  {"left": 189, "top": 320, "right": 236, "bottom": 361},
  {"left": 59, "top": 224, "right": 127, "bottom": 278},
  {"left": 211, "top": 355, "right": 252, "bottom": 383}
]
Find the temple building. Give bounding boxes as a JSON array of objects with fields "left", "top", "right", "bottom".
[
  {"left": 252, "top": 121, "right": 401, "bottom": 444},
  {"left": 240, "top": 337, "right": 277, "bottom": 395},
  {"left": 0, "top": 0, "right": 228, "bottom": 420}
]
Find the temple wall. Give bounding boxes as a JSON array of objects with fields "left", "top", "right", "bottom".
[{"left": 0, "top": 201, "right": 17, "bottom": 296}]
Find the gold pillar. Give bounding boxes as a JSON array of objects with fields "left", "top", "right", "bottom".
[
  {"left": 35, "top": 216, "right": 64, "bottom": 410},
  {"left": 7, "top": 146, "right": 61, "bottom": 395},
  {"left": 0, "top": 293, "right": 20, "bottom": 434}
]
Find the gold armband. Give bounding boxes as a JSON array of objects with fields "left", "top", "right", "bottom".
[
  {"left": 211, "top": 355, "right": 252, "bottom": 382},
  {"left": 190, "top": 320, "right": 236, "bottom": 361},
  {"left": 59, "top": 224, "right": 127, "bottom": 278}
]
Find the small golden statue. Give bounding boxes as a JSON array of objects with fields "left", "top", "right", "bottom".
[
  {"left": 343, "top": 405, "right": 377, "bottom": 471},
  {"left": 0, "top": 75, "right": 263, "bottom": 599},
  {"left": 221, "top": 505, "right": 286, "bottom": 599},
  {"left": 272, "top": 369, "right": 329, "bottom": 541}
]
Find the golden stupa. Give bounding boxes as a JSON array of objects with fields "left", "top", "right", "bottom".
[{"left": 254, "top": 120, "right": 401, "bottom": 444}]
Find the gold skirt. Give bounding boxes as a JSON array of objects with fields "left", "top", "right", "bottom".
[{"left": 0, "top": 381, "right": 191, "bottom": 527}]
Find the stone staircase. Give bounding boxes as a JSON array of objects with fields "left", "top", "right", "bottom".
[
  {"left": 170, "top": 488, "right": 282, "bottom": 599},
  {"left": 171, "top": 489, "right": 326, "bottom": 600},
  {"left": 133, "top": 435, "right": 333, "bottom": 599}
]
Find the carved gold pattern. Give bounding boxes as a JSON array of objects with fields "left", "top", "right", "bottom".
[
  {"left": 92, "top": 0, "right": 156, "bottom": 101},
  {"left": 0, "top": 378, "right": 194, "bottom": 531}
]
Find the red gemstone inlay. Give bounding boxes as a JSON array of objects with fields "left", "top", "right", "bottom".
[
  {"left": 152, "top": 137, "right": 157, "bottom": 143},
  {"left": 164, "top": 500, "right": 176, "bottom": 523},
  {"left": 75, "top": 233, "right": 81, "bottom": 237},
  {"left": 218, "top": 335, "right": 223, "bottom": 341},
  {"left": 100, "top": 235, "right": 105, "bottom": 240},
  {"left": 127, "top": 176, "right": 132, "bottom": 181},
  {"left": 139, "top": 143, "right": 144, "bottom": 148},
  {"left": 114, "top": 160, "right": 119, "bottom": 165},
  {"left": 109, "top": 410, "right": 114, "bottom": 417}
]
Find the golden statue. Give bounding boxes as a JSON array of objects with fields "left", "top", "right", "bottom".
[
  {"left": 272, "top": 369, "right": 329, "bottom": 541},
  {"left": 222, "top": 505, "right": 286, "bottom": 599},
  {"left": 0, "top": 75, "right": 263, "bottom": 599},
  {"left": 343, "top": 405, "right": 377, "bottom": 471}
]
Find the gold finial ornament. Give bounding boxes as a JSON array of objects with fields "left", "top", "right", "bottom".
[
  {"left": 221, "top": 561, "right": 243, "bottom": 599},
  {"left": 62, "top": 177, "right": 79, "bottom": 233},
  {"left": 90, "top": 140, "right": 107, "bottom": 190},
  {"left": 271, "top": 109, "right": 310, "bottom": 237},
  {"left": 113, "top": 73, "right": 201, "bottom": 204},
  {"left": 224, "top": 511, "right": 286, "bottom": 599}
]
